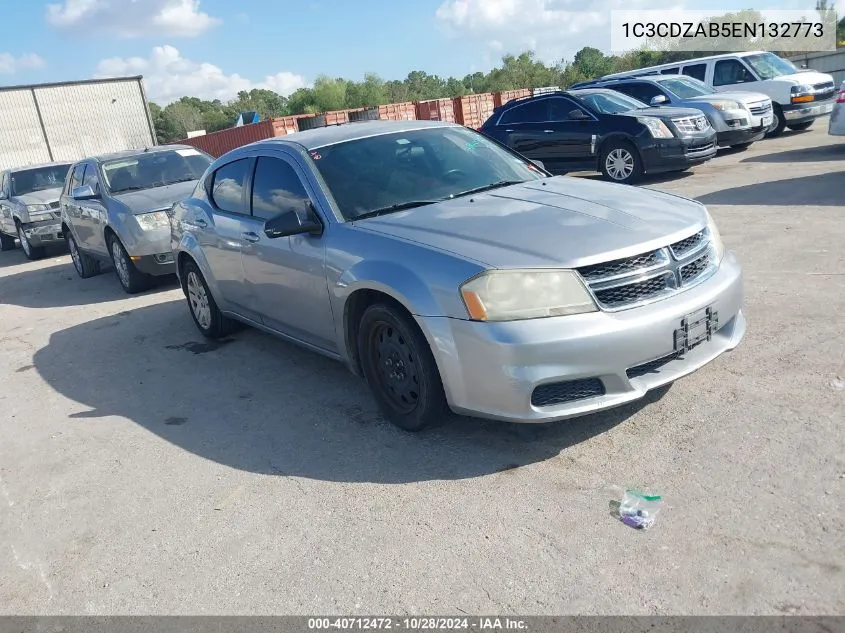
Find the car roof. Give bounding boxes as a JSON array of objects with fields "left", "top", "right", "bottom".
[
  {"left": 88, "top": 144, "right": 201, "bottom": 163},
  {"left": 600, "top": 51, "right": 769, "bottom": 80},
  {"left": 6, "top": 160, "right": 73, "bottom": 173},
  {"left": 256, "top": 119, "right": 462, "bottom": 151},
  {"left": 569, "top": 87, "right": 630, "bottom": 95}
]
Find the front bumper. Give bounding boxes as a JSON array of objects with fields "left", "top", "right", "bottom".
[
  {"left": 716, "top": 126, "right": 766, "bottom": 147},
  {"left": 131, "top": 252, "right": 177, "bottom": 276},
  {"left": 419, "top": 251, "right": 745, "bottom": 423},
  {"left": 782, "top": 97, "right": 836, "bottom": 123},
  {"left": 21, "top": 220, "right": 64, "bottom": 247},
  {"left": 640, "top": 133, "right": 717, "bottom": 173}
]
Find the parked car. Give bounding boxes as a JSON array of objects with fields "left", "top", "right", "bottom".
[
  {"left": 595, "top": 51, "right": 837, "bottom": 137},
  {"left": 60, "top": 145, "right": 213, "bottom": 294},
  {"left": 478, "top": 88, "right": 717, "bottom": 184},
  {"left": 0, "top": 162, "right": 72, "bottom": 260},
  {"left": 571, "top": 74, "right": 773, "bottom": 149},
  {"left": 829, "top": 81, "right": 845, "bottom": 137},
  {"left": 171, "top": 120, "right": 745, "bottom": 432}
]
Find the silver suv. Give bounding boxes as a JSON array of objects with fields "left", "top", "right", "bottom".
[
  {"left": 0, "top": 162, "right": 72, "bottom": 260},
  {"left": 60, "top": 145, "right": 213, "bottom": 294}
]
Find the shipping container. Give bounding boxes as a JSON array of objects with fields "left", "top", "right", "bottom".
[
  {"left": 378, "top": 102, "right": 417, "bottom": 121},
  {"left": 415, "top": 98, "right": 456, "bottom": 123},
  {"left": 349, "top": 107, "right": 380, "bottom": 122},
  {"left": 0, "top": 76, "right": 156, "bottom": 172},
  {"left": 323, "top": 110, "right": 350, "bottom": 126},
  {"left": 179, "top": 119, "right": 277, "bottom": 157},
  {"left": 494, "top": 89, "right": 532, "bottom": 108},
  {"left": 453, "top": 93, "right": 497, "bottom": 129}
]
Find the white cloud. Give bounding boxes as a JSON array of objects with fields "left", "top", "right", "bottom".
[
  {"left": 0, "top": 53, "right": 46, "bottom": 75},
  {"left": 94, "top": 45, "right": 307, "bottom": 104},
  {"left": 436, "top": 0, "right": 683, "bottom": 64},
  {"left": 46, "top": 0, "right": 220, "bottom": 38}
]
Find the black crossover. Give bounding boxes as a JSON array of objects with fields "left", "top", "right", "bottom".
[{"left": 479, "top": 88, "right": 717, "bottom": 184}]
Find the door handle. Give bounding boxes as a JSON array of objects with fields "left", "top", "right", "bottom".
[
  {"left": 241, "top": 231, "right": 260, "bottom": 243},
  {"left": 505, "top": 129, "right": 514, "bottom": 133},
  {"left": 543, "top": 130, "right": 554, "bottom": 133}
]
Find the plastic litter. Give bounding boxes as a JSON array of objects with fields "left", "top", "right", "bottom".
[{"left": 614, "top": 488, "right": 662, "bottom": 530}]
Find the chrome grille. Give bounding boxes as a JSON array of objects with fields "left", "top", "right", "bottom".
[
  {"left": 748, "top": 101, "right": 772, "bottom": 115},
  {"left": 48, "top": 201, "right": 60, "bottom": 209},
  {"left": 813, "top": 81, "right": 834, "bottom": 92},
  {"left": 672, "top": 115, "right": 710, "bottom": 133},
  {"left": 576, "top": 228, "right": 716, "bottom": 311}
]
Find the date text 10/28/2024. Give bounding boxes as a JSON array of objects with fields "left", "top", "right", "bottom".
[{"left": 308, "top": 618, "right": 528, "bottom": 630}]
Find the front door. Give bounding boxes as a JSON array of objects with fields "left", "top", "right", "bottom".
[
  {"left": 0, "top": 172, "right": 13, "bottom": 235},
  {"left": 76, "top": 163, "right": 109, "bottom": 257},
  {"left": 239, "top": 154, "right": 335, "bottom": 351}
]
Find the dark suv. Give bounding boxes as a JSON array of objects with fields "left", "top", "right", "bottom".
[{"left": 479, "top": 89, "right": 717, "bottom": 184}]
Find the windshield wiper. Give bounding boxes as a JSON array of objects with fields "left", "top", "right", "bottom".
[
  {"left": 448, "top": 180, "right": 525, "bottom": 199},
  {"left": 354, "top": 200, "right": 441, "bottom": 220},
  {"left": 162, "top": 177, "right": 196, "bottom": 185},
  {"left": 112, "top": 186, "right": 145, "bottom": 193}
]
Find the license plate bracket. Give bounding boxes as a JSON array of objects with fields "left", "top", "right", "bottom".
[{"left": 674, "top": 306, "right": 719, "bottom": 354}]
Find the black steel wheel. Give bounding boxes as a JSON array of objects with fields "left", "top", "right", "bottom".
[{"left": 357, "top": 303, "right": 447, "bottom": 432}]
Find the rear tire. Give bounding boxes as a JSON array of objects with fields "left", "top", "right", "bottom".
[
  {"left": 600, "top": 141, "right": 643, "bottom": 185},
  {"left": 0, "top": 231, "right": 16, "bottom": 252},
  {"left": 181, "top": 259, "right": 236, "bottom": 339},
  {"left": 66, "top": 232, "right": 101, "bottom": 278},
  {"left": 16, "top": 222, "right": 46, "bottom": 260},
  {"left": 357, "top": 302, "right": 447, "bottom": 432},
  {"left": 787, "top": 121, "right": 814, "bottom": 131},
  {"left": 765, "top": 104, "right": 787, "bottom": 138},
  {"left": 107, "top": 232, "right": 151, "bottom": 294}
]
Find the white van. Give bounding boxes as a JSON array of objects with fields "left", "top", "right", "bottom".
[{"left": 599, "top": 51, "right": 837, "bottom": 137}]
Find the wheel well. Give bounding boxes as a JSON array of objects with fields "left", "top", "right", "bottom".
[
  {"left": 176, "top": 251, "right": 194, "bottom": 279},
  {"left": 595, "top": 135, "right": 637, "bottom": 170},
  {"left": 343, "top": 289, "right": 412, "bottom": 376},
  {"left": 103, "top": 225, "right": 117, "bottom": 250}
]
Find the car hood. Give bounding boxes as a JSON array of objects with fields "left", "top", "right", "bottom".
[
  {"left": 684, "top": 92, "right": 766, "bottom": 105},
  {"left": 112, "top": 180, "right": 198, "bottom": 214},
  {"left": 355, "top": 177, "right": 709, "bottom": 269},
  {"left": 776, "top": 70, "right": 833, "bottom": 86},
  {"left": 14, "top": 187, "right": 63, "bottom": 206},
  {"left": 623, "top": 105, "right": 707, "bottom": 119}
]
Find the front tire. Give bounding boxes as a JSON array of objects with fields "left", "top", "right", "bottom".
[
  {"left": 600, "top": 141, "right": 643, "bottom": 185},
  {"left": 17, "top": 223, "right": 46, "bottom": 260},
  {"left": 766, "top": 104, "right": 787, "bottom": 138},
  {"left": 787, "top": 121, "right": 814, "bottom": 131},
  {"left": 107, "top": 233, "right": 150, "bottom": 294},
  {"left": 357, "top": 303, "right": 447, "bottom": 432},
  {"left": 181, "top": 260, "right": 235, "bottom": 339},
  {"left": 66, "top": 232, "right": 101, "bottom": 278}
]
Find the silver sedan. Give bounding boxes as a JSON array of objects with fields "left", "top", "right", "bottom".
[{"left": 171, "top": 120, "right": 745, "bottom": 431}]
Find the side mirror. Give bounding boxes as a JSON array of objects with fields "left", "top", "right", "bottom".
[
  {"left": 569, "top": 109, "right": 590, "bottom": 120},
  {"left": 530, "top": 159, "right": 546, "bottom": 170},
  {"left": 263, "top": 206, "right": 323, "bottom": 239},
  {"left": 650, "top": 95, "right": 668, "bottom": 106},
  {"left": 72, "top": 184, "right": 98, "bottom": 200}
]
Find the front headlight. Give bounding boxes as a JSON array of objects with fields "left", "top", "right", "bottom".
[
  {"left": 791, "top": 84, "right": 813, "bottom": 96},
  {"left": 705, "top": 209, "right": 725, "bottom": 264},
  {"left": 710, "top": 100, "right": 743, "bottom": 111},
  {"left": 26, "top": 204, "right": 49, "bottom": 213},
  {"left": 637, "top": 117, "right": 674, "bottom": 138},
  {"left": 460, "top": 269, "right": 598, "bottom": 322},
  {"left": 135, "top": 210, "right": 170, "bottom": 231}
]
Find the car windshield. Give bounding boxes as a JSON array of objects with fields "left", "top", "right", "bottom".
[
  {"left": 656, "top": 77, "right": 713, "bottom": 98},
  {"left": 574, "top": 91, "right": 648, "bottom": 113},
  {"left": 10, "top": 165, "right": 71, "bottom": 196},
  {"left": 101, "top": 148, "right": 212, "bottom": 194},
  {"left": 743, "top": 52, "right": 797, "bottom": 79},
  {"left": 309, "top": 126, "right": 545, "bottom": 221}
]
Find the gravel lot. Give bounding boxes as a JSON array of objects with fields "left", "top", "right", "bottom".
[{"left": 1, "top": 125, "right": 843, "bottom": 616}]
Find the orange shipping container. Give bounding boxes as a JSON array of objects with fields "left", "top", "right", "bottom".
[
  {"left": 415, "top": 98, "right": 456, "bottom": 123},
  {"left": 454, "top": 93, "right": 496, "bottom": 129},
  {"left": 179, "top": 119, "right": 277, "bottom": 158},
  {"left": 494, "top": 89, "right": 532, "bottom": 108},
  {"left": 378, "top": 102, "right": 417, "bottom": 121}
]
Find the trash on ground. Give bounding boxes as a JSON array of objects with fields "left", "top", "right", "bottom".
[{"left": 612, "top": 488, "right": 663, "bottom": 530}]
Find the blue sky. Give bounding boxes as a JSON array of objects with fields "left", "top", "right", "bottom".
[{"left": 0, "top": 0, "right": 833, "bottom": 104}]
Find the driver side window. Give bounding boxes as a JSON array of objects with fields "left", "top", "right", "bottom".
[
  {"left": 616, "top": 83, "right": 663, "bottom": 103},
  {"left": 250, "top": 156, "right": 312, "bottom": 221},
  {"left": 82, "top": 163, "right": 99, "bottom": 191},
  {"left": 548, "top": 97, "right": 588, "bottom": 121},
  {"left": 67, "top": 164, "right": 85, "bottom": 194}
]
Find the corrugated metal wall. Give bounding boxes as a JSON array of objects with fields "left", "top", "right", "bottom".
[
  {"left": 0, "top": 90, "right": 53, "bottom": 169},
  {"left": 789, "top": 50, "right": 845, "bottom": 86},
  {"left": 0, "top": 77, "right": 155, "bottom": 172}
]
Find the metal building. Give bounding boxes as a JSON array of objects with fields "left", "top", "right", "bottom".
[{"left": 0, "top": 75, "right": 157, "bottom": 172}]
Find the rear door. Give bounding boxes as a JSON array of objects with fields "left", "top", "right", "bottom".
[
  {"left": 239, "top": 154, "right": 335, "bottom": 350},
  {"left": 493, "top": 99, "right": 551, "bottom": 162},
  {"left": 198, "top": 157, "right": 257, "bottom": 316}
]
